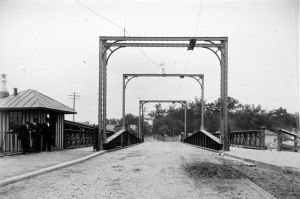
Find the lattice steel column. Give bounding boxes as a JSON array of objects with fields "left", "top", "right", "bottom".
[
  {"left": 184, "top": 102, "right": 187, "bottom": 138},
  {"left": 103, "top": 50, "right": 107, "bottom": 141},
  {"left": 97, "top": 38, "right": 104, "bottom": 150},
  {"left": 122, "top": 75, "right": 126, "bottom": 129},
  {"left": 224, "top": 40, "right": 229, "bottom": 151},
  {"left": 138, "top": 102, "right": 142, "bottom": 138},
  {"left": 200, "top": 76, "right": 204, "bottom": 130},
  {"left": 220, "top": 40, "right": 229, "bottom": 151}
]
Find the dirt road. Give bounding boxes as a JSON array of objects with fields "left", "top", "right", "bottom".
[{"left": 0, "top": 141, "right": 278, "bottom": 198}]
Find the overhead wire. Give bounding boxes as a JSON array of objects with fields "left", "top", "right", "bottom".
[
  {"left": 75, "top": 0, "right": 163, "bottom": 71},
  {"left": 74, "top": 0, "right": 123, "bottom": 30},
  {"left": 124, "top": 30, "right": 163, "bottom": 70},
  {"left": 178, "top": 0, "right": 204, "bottom": 93}
]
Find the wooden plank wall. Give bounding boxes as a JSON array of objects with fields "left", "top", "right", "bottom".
[
  {"left": 55, "top": 113, "right": 64, "bottom": 150},
  {"left": 22, "top": 111, "right": 47, "bottom": 124},
  {"left": 0, "top": 110, "right": 66, "bottom": 152},
  {"left": 0, "top": 111, "right": 9, "bottom": 152}
]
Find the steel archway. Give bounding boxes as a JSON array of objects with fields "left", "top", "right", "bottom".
[
  {"left": 138, "top": 100, "right": 187, "bottom": 140},
  {"left": 98, "top": 36, "right": 228, "bottom": 151},
  {"left": 122, "top": 73, "right": 204, "bottom": 132}
]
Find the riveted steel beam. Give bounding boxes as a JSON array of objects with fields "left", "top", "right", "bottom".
[
  {"left": 106, "top": 43, "right": 221, "bottom": 48},
  {"left": 100, "top": 36, "right": 228, "bottom": 41}
]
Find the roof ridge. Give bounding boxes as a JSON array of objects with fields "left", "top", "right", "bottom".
[
  {"left": 0, "top": 89, "right": 75, "bottom": 114},
  {"left": 4, "top": 89, "right": 33, "bottom": 107},
  {"left": 35, "top": 90, "right": 75, "bottom": 111},
  {"left": 34, "top": 91, "right": 61, "bottom": 110}
]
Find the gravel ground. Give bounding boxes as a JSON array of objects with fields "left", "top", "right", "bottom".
[
  {"left": 232, "top": 164, "right": 300, "bottom": 199},
  {"left": 215, "top": 156, "right": 300, "bottom": 199},
  {"left": 0, "top": 142, "right": 276, "bottom": 199},
  {"left": 0, "top": 147, "right": 95, "bottom": 180}
]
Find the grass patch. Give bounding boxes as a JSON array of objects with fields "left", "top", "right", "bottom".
[{"left": 184, "top": 162, "right": 245, "bottom": 179}]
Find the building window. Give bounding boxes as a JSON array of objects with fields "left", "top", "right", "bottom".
[{"left": 9, "top": 112, "right": 23, "bottom": 130}]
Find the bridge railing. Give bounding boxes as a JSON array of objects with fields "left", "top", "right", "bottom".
[
  {"left": 103, "top": 130, "right": 142, "bottom": 150},
  {"left": 183, "top": 130, "right": 223, "bottom": 151},
  {"left": 64, "top": 120, "right": 96, "bottom": 149},
  {"left": 229, "top": 130, "right": 264, "bottom": 149},
  {"left": 64, "top": 129, "right": 94, "bottom": 149},
  {"left": 277, "top": 129, "right": 300, "bottom": 152}
]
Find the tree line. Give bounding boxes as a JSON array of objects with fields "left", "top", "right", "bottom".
[{"left": 108, "top": 97, "right": 299, "bottom": 136}]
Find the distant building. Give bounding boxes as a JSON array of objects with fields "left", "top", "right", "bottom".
[
  {"left": 106, "top": 124, "right": 115, "bottom": 132},
  {"left": 129, "top": 124, "right": 137, "bottom": 132}
]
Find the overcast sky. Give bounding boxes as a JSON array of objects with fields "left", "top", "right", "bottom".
[{"left": 0, "top": 0, "right": 299, "bottom": 123}]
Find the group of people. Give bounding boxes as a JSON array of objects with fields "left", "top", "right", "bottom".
[{"left": 12, "top": 118, "right": 54, "bottom": 154}]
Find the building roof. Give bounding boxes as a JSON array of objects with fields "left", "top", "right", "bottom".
[{"left": 0, "top": 89, "right": 76, "bottom": 114}]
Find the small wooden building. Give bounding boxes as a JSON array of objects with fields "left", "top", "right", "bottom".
[{"left": 0, "top": 89, "right": 76, "bottom": 153}]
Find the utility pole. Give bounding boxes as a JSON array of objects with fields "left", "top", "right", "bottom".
[{"left": 68, "top": 92, "right": 80, "bottom": 121}]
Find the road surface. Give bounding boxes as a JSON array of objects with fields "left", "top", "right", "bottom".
[{"left": 0, "top": 140, "right": 271, "bottom": 198}]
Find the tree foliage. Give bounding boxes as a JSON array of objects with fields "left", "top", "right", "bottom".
[
  {"left": 147, "top": 97, "right": 298, "bottom": 134},
  {"left": 108, "top": 98, "right": 299, "bottom": 136}
]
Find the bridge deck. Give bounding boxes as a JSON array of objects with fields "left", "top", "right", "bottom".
[{"left": 0, "top": 139, "right": 274, "bottom": 198}]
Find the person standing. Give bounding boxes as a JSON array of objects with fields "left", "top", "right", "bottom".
[
  {"left": 31, "top": 118, "right": 41, "bottom": 153},
  {"left": 41, "top": 118, "right": 52, "bottom": 151},
  {"left": 18, "top": 121, "right": 30, "bottom": 154}
]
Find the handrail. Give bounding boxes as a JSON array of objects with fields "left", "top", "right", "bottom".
[
  {"left": 277, "top": 129, "right": 299, "bottom": 152},
  {"left": 103, "top": 130, "right": 142, "bottom": 150},
  {"left": 184, "top": 130, "right": 223, "bottom": 151},
  {"left": 279, "top": 129, "right": 300, "bottom": 139}
]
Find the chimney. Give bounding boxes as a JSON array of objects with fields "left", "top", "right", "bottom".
[
  {"left": 0, "top": 74, "right": 9, "bottom": 99},
  {"left": 13, "top": 88, "right": 18, "bottom": 96}
]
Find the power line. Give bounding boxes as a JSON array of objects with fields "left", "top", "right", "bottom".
[
  {"left": 178, "top": 0, "right": 204, "bottom": 93},
  {"left": 74, "top": 0, "right": 124, "bottom": 30},
  {"left": 125, "top": 30, "right": 163, "bottom": 71},
  {"left": 194, "top": 0, "right": 204, "bottom": 37},
  {"left": 75, "top": 0, "right": 163, "bottom": 72}
]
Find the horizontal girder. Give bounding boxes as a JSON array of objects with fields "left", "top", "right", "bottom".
[
  {"left": 124, "top": 73, "right": 203, "bottom": 78},
  {"left": 140, "top": 100, "right": 187, "bottom": 103},
  {"left": 105, "top": 42, "right": 221, "bottom": 48},
  {"left": 100, "top": 36, "right": 228, "bottom": 41}
]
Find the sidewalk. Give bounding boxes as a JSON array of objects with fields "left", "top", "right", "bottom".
[
  {"left": 0, "top": 147, "right": 95, "bottom": 181},
  {"left": 226, "top": 147, "right": 300, "bottom": 172}
]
